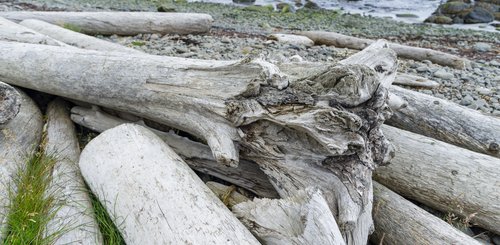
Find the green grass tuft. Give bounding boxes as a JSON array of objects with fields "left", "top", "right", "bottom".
[
  {"left": 131, "top": 41, "right": 146, "bottom": 46},
  {"left": 88, "top": 191, "right": 126, "bottom": 245},
  {"left": 2, "top": 151, "right": 61, "bottom": 245},
  {"left": 62, "top": 23, "right": 82, "bottom": 33}
]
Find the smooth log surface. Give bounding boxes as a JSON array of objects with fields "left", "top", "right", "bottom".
[
  {"left": 269, "top": 34, "right": 314, "bottom": 47},
  {"left": 371, "top": 182, "right": 481, "bottom": 245},
  {"left": 44, "top": 99, "right": 102, "bottom": 244},
  {"left": 79, "top": 124, "right": 259, "bottom": 245},
  {"left": 234, "top": 188, "right": 346, "bottom": 245},
  {"left": 387, "top": 85, "right": 500, "bottom": 158},
  {"left": 299, "top": 31, "right": 470, "bottom": 69},
  {"left": 393, "top": 73, "right": 439, "bottom": 88},
  {"left": 376, "top": 125, "right": 500, "bottom": 234},
  {"left": 0, "top": 81, "right": 21, "bottom": 126},
  {"left": 0, "top": 11, "right": 213, "bottom": 35},
  {"left": 70, "top": 105, "right": 279, "bottom": 198},
  {"left": 19, "top": 19, "right": 143, "bottom": 54},
  {"left": 0, "top": 90, "right": 43, "bottom": 240}
]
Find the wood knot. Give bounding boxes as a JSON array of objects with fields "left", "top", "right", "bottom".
[{"left": 489, "top": 142, "right": 499, "bottom": 152}]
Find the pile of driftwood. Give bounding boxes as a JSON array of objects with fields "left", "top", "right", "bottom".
[{"left": 0, "top": 11, "right": 499, "bottom": 245}]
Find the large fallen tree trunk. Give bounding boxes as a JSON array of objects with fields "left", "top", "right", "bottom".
[
  {"left": 79, "top": 124, "right": 260, "bottom": 244},
  {"left": 70, "top": 105, "right": 279, "bottom": 198},
  {"left": 0, "top": 16, "right": 71, "bottom": 46},
  {"left": 44, "top": 99, "right": 103, "bottom": 244},
  {"left": 19, "top": 19, "right": 143, "bottom": 54},
  {"left": 0, "top": 40, "right": 396, "bottom": 244},
  {"left": 233, "top": 188, "right": 346, "bottom": 245},
  {"left": 0, "top": 11, "right": 213, "bottom": 35},
  {"left": 387, "top": 85, "right": 500, "bottom": 158},
  {"left": 371, "top": 182, "right": 481, "bottom": 245},
  {"left": 375, "top": 125, "right": 500, "bottom": 234},
  {"left": 0, "top": 89, "right": 43, "bottom": 240},
  {"left": 0, "top": 81, "right": 21, "bottom": 126},
  {"left": 299, "top": 31, "right": 470, "bottom": 69}
]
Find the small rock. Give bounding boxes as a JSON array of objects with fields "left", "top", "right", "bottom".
[
  {"left": 304, "top": 0, "right": 320, "bottom": 9},
  {"left": 434, "top": 15, "right": 454, "bottom": 24},
  {"left": 150, "top": 34, "right": 160, "bottom": 40},
  {"left": 434, "top": 69, "right": 454, "bottom": 80},
  {"left": 460, "top": 94, "right": 474, "bottom": 106},
  {"left": 464, "top": 7, "right": 494, "bottom": 24},
  {"left": 489, "top": 60, "right": 500, "bottom": 67},
  {"left": 476, "top": 87, "right": 492, "bottom": 95},
  {"left": 416, "top": 66, "right": 429, "bottom": 72},
  {"left": 473, "top": 42, "right": 492, "bottom": 52}
]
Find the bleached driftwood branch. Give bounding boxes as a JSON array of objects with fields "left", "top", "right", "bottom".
[
  {"left": 44, "top": 99, "right": 103, "bottom": 244},
  {"left": 0, "top": 16, "right": 71, "bottom": 46},
  {"left": 299, "top": 31, "right": 471, "bottom": 69},
  {"left": 233, "top": 188, "right": 346, "bottom": 245},
  {"left": 371, "top": 182, "right": 481, "bottom": 245},
  {"left": 0, "top": 11, "right": 213, "bottom": 35},
  {"left": 393, "top": 73, "right": 439, "bottom": 88},
  {"left": 79, "top": 124, "right": 260, "bottom": 244},
  {"left": 387, "top": 85, "right": 500, "bottom": 158},
  {"left": 0, "top": 89, "right": 43, "bottom": 240},
  {"left": 375, "top": 125, "right": 500, "bottom": 234},
  {"left": 268, "top": 33, "right": 314, "bottom": 47}
]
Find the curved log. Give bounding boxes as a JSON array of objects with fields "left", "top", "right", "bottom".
[
  {"left": 299, "top": 31, "right": 470, "bottom": 69},
  {"left": 79, "top": 124, "right": 259, "bottom": 244},
  {"left": 371, "top": 182, "right": 481, "bottom": 245},
  {"left": 387, "top": 85, "right": 500, "bottom": 158},
  {"left": 233, "top": 188, "right": 346, "bottom": 245},
  {"left": 0, "top": 11, "right": 213, "bottom": 35},
  {"left": 0, "top": 89, "right": 43, "bottom": 240},
  {"left": 376, "top": 125, "right": 500, "bottom": 234},
  {"left": 44, "top": 99, "right": 102, "bottom": 244},
  {"left": 0, "top": 81, "right": 21, "bottom": 126}
]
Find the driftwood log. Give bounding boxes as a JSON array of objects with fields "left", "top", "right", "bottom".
[
  {"left": 0, "top": 81, "right": 21, "bottom": 126},
  {"left": 234, "top": 188, "right": 346, "bottom": 245},
  {"left": 371, "top": 182, "right": 481, "bottom": 245},
  {"left": 79, "top": 124, "right": 260, "bottom": 244},
  {"left": 299, "top": 31, "right": 470, "bottom": 69},
  {"left": 19, "top": 19, "right": 143, "bottom": 54},
  {"left": 268, "top": 33, "right": 314, "bottom": 47},
  {"left": 44, "top": 99, "right": 103, "bottom": 244},
  {"left": 375, "top": 125, "right": 500, "bottom": 234},
  {"left": 387, "top": 85, "right": 500, "bottom": 158},
  {"left": 393, "top": 73, "right": 439, "bottom": 88},
  {"left": 0, "top": 39, "right": 397, "bottom": 244},
  {"left": 0, "top": 16, "right": 70, "bottom": 46},
  {"left": 0, "top": 11, "right": 213, "bottom": 35},
  {"left": 70, "top": 105, "right": 279, "bottom": 198},
  {"left": 0, "top": 89, "right": 43, "bottom": 240}
]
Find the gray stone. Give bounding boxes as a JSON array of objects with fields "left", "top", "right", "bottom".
[
  {"left": 460, "top": 94, "right": 474, "bottom": 106},
  {"left": 473, "top": 42, "right": 492, "bottom": 52},
  {"left": 464, "top": 7, "right": 494, "bottom": 24},
  {"left": 416, "top": 66, "right": 429, "bottom": 72},
  {"left": 489, "top": 60, "right": 500, "bottom": 67},
  {"left": 434, "top": 69, "right": 454, "bottom": 80},
  {"left": 476, "top": 87, "right": 493, "bottom": 95}
]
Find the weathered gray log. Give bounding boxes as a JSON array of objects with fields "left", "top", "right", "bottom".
[
  {"left": 387, "top": 85, "right": 500, "bottom": 158},
  {"left": 0, "top": 40, "right": 396, "bottom": 244},
  {"left": 44, "top": 99, "right": 103, "bottom": 244},
  {"left": 233, "top": 188, "right": 346, "bottom": 245},
  {"left": 0, "top": 89, "right": 43, "bottom": 240},
  {"left": 79, "top": 124, "right": 260, "bottom": 244},
  {"left": 393, "top": 73, "right": 439, "bottom": 88},
  {"left": 371, "top": 182, "right": 481, "bottom": 245},
  {"left": 0, "top": 11, "right": 213, "bottom": 35},
  {"left": 299, "top": 31, "right": 471, "bottom": 69},
  {"left": 19, "top": 19, "right": 143, "bottom": 54},
  {"left": 70, "top": 105, "right": 279, "bottom": 198},
  {"left": 0, "top": 81, "right": 21, "bottom": 126},
  {"left": 376, "top": 125, "right": 500, "bottom": 234},
  {"left": 0, "top": 16, "right": 70, "bottom": 46}
]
